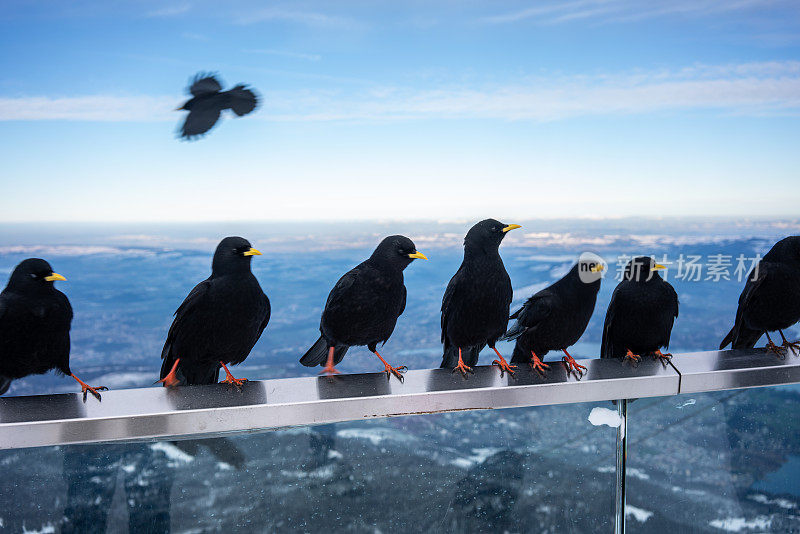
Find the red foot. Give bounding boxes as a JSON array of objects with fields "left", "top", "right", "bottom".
[
  {"left": 319, "top": 347, "right": 341, "bottom": 376},
  {"left": 562, "top": 349, "right": 587, "bottom": 379},
  {"left": 70, "top": 373, "right": 108, "bottom": 402},
  {"left": 623, "top": 349, "right": 642, "bottom": 365},
  {"left": 653, "top": 349, "right": 672, "bottom": 364},
  {"left": 529, "top": 351, "right": 550, "bottom": 375},
  {"left": 372, "top": 350, "right": 407, "bottom": 382},
  {"left": 452, "top": 348, "right": 474, "bottom": 378},
  {"left": 491, "top": 347, "right": 517, "bottom": 377},
  {"left": 157, "top": 358, "right": 182, "bottom": 388},
  {"left": 220, "top": 362, "right": 248, "bottom": 388}
]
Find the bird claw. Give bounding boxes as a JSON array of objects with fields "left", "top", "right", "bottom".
[
  {"left": 452, "top": 361, "right": 474, "bottom": 378},
  {"left": 529, "top": 354, "right": 550, "bottom": 377},
  {"left": 319, "top": 365, "right": 341, "bottom": 377},
  {"left": 81, "top": 384, "right": 108, "bottom": 402},
  {"left": 383, "top": 364, "right": 407, "bottom": 382},
  {"left": 652, "top": 350, "right": 672, "bottom": 366},
  {"left": 221, "top": 376, "right": 248, "bottom": 388},
  {"left": 766, "top": 341, "right": 786, "bottom": 359},
  {"left": 492, "top": 358, "right": 517, "bottom": 377},
  {"left": 562, "top": 355, "right": 586, "bottom": 379},
  {"left": 782, "top": 341, "right": 800, "bottom": 356},
  {"left": 623, "top": 350, "right": 642, "bottom": 367}
]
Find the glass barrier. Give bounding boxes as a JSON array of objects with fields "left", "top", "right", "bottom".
[
  {"left": 625, "top": 384, "right": 800, "bottom": 533},
  {"left": 0, "top": 401, "right": 617, "bottom": 533}
]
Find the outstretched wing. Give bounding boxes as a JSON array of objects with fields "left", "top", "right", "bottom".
[
  {"left": 180, "top": 103, "right": 221, "bottom": 139},
  {"left": 189, "top": 74, "right": 222, "bottom": 97}
]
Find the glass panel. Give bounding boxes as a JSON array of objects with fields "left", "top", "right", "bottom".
[
  {"left": 625, "top": 385, "right": 800, "bottom": 533},
  {"left": 0, "top": 402, "right": 616, "bottom": 532}
]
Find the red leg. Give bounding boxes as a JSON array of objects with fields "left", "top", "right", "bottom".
[
  {"left": 319, "top": 346, "right": 341, "bottom": 376},
  {"left": 156, "top": 358, "right": 182, "bottom": 388},
  {"left": 623, "top": 349, "right": 642, "bottom": 365},
  {"left": 70, "top": 373, "right": 108, "bottom": 401},
  {"left": 452, "top": 347, "right": 473, "bottom": 377},
  {"left": 562, "top": 349, "right": 587, "bottom": 378},
  {"left": 529, "top": 351, "right": 550, "bottom": 375},
  {"left": 779, "top": 330, "right": 800, "bottom": 355},
  {"left": 372, "top": 350, "right": 407, "bottom": 382},
  {"left": 491, "top": 346, "right": 517, "bottom": 377},
  {"left": 219, "top": 361, "right": 248, "bottom": 387},
  {"left": 653, "top": 349, "right": 672, "bottom": 363}
]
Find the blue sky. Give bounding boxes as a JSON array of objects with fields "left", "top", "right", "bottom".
[{"left": 1, "top": 0, "right": 799, "bottom": 222}]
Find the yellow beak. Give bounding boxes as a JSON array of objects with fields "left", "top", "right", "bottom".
[
  {"left": 653, "top": 263, "right": 667, "bottom": 271},
  {"left": 502, "top": 224, "right": 522, "bottom": 233},
  {"left": 590, "top": 264, "right": 605, "bottom": 272},
  {"left": 44, "top": 272, "right": 67, "bottom": 282},
  {"left": 243, "top": 248, "right": 262, "bottom": 256},
  {"left": 408, "top": 251, "right": 428, "bottom": 260}
]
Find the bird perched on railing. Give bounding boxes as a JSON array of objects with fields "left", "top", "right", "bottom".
[
  {"left": 159, "top": 237, "right": 270, "bottom": 387},
  {"left": 601, "top": 257, "right": 679, "bottom": 364},
  {"left": 0, "top": 258, "right": 107, "bottom": 400},
  {"left": 503, "top": 255, "right": 604, "bottom": 378},
  {"left": 720, "top": 235, "right": 800, "bottom": 356},
  {"left": 300, "top": 235, "right": 427, "bottom": 381},
  {"left": 176, "top": 73, "right": 259, "bottom": 140},
  {"left": 441, "top": 219, "right": 521, "bottom": 377}
]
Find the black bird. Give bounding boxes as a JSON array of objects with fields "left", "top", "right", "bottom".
[
  {"left": 720, "top": 236, "right": 800, "bottom": 355},
  {"left": 159, "top": 237, "right": 270, "bottom": 387},
  {"left": 0, "top": 258, "right": 107, "bottom": 400},
  {"left": 300, "top": 235, "right": 427, "bottom": 381},
  {"left": 441, "top": 219, "right": 521, "bottom": 377},
  {"left": 503, "top": 256, "right": 604, "bottom": 377},
  {"left": 601, "top": 257, "right": 679, "bottom": 363},
  {"left": 176, "top": 73, "right": 259, "bottom": 140}
]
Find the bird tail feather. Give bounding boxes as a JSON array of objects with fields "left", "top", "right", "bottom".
[
  {"left": 720, "top": 323, "right": 762, "bottom": 350},
  {"left": 500, "top": 321, "right": 526, "bottom": 342},
  {"left": 0, "top": 375, "right": 11, "bottom": 396},
  {"left": 228, "top": 86, "right": 258, "bottom": 116},
  {"left": 510, "top": 343, "right": 530, "bottom": 365},
  {"left": 300, "top": 336, "right": 349, "bottom": 367}
]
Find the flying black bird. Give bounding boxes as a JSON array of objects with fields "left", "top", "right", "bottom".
[
  {"left": 159, "top": 236, "right": 270, "bottom": 387},
  {"left": 176, "top": 73, "right": 259, "bottom": 140},
  {"left": 441, "top": 219, "right": 521, "bottom": 377},
  {"left": 720, "top": 236, "right": 800, "bottom": 355},
  {"left": 601, "top": 257, "right": 679, "bottom": 364},
  {"left": 300, "top": 235, "right": 427, "bottom": 381},
  {"left": 0, "top": 258, "right": 107, "bottom": 400},
  {"left": 503, "top": 255, "right": 604, "bottom": 377}
]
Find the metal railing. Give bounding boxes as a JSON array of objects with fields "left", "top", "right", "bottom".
[{"left": 2, "top": 348, "right": 798, "bottom": 533}]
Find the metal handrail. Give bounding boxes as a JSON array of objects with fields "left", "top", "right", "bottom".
[{"left": 0, "top": 348, "right": 798, "bottom": 450}]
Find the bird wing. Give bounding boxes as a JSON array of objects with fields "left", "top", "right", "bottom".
[
  {"left": 661, "top": 281, "right": 680, "bottom": 348},
  {"left": 440, "top": 265, "right": 463, "bottom": 345},
  {"left": 398, "top": 285, "right": 407, "bottom": 316},
  {"left": 501, "top": 291, "right": 554, "bottom": 341},
  {"left": 227, "top": 85, "right": 259, "bottom": 116},
  {"left": 179, "top": 103, "right": 221, "bottom": 139},
  {"left": 600, "top": 287, "right": 620, "bottom": 359},
  {"left": 161, "top": 280, "right": 211, "bottom": 361},
  {"left": 189, "top": 74, "right": 222, "bottom": 97},
  {"left": 720, "top": 262, "right": 770, "bottom": 349},
  {"left": 324, "top": 270, "right": 358, "bottom": 313}
]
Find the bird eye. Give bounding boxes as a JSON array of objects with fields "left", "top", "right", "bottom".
[{"left": 29, "top": 273, "right": 37, "bottom": 279}]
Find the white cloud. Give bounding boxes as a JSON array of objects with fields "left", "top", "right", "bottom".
[
  {"left": 482, "top": 0, "right": 796, "bottom": 25},
  {"left": 2, "top": 61, "right": 799, "bottom": 122},
  {"left": 235, "top": 8, "right": 357, "bottom": 28},
  {"left": 146, "top": 3, "right": 191, "bottom": 18}
]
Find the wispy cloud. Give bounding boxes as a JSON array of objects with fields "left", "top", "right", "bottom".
[
  {"left": 243, "top": 48, "right": 321, "bottom": 61},
  {"left": 235, "top": 7, "right": 357, "bottom": 28},
  {"left": 3, "top": 61, "right": 799, "bottom": 122},
  {"left": 482, "top": 0, "right": 796, "bottom": 25},
  {"left": 146, "top": 2, "right": 191, "bottom": 18}
]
